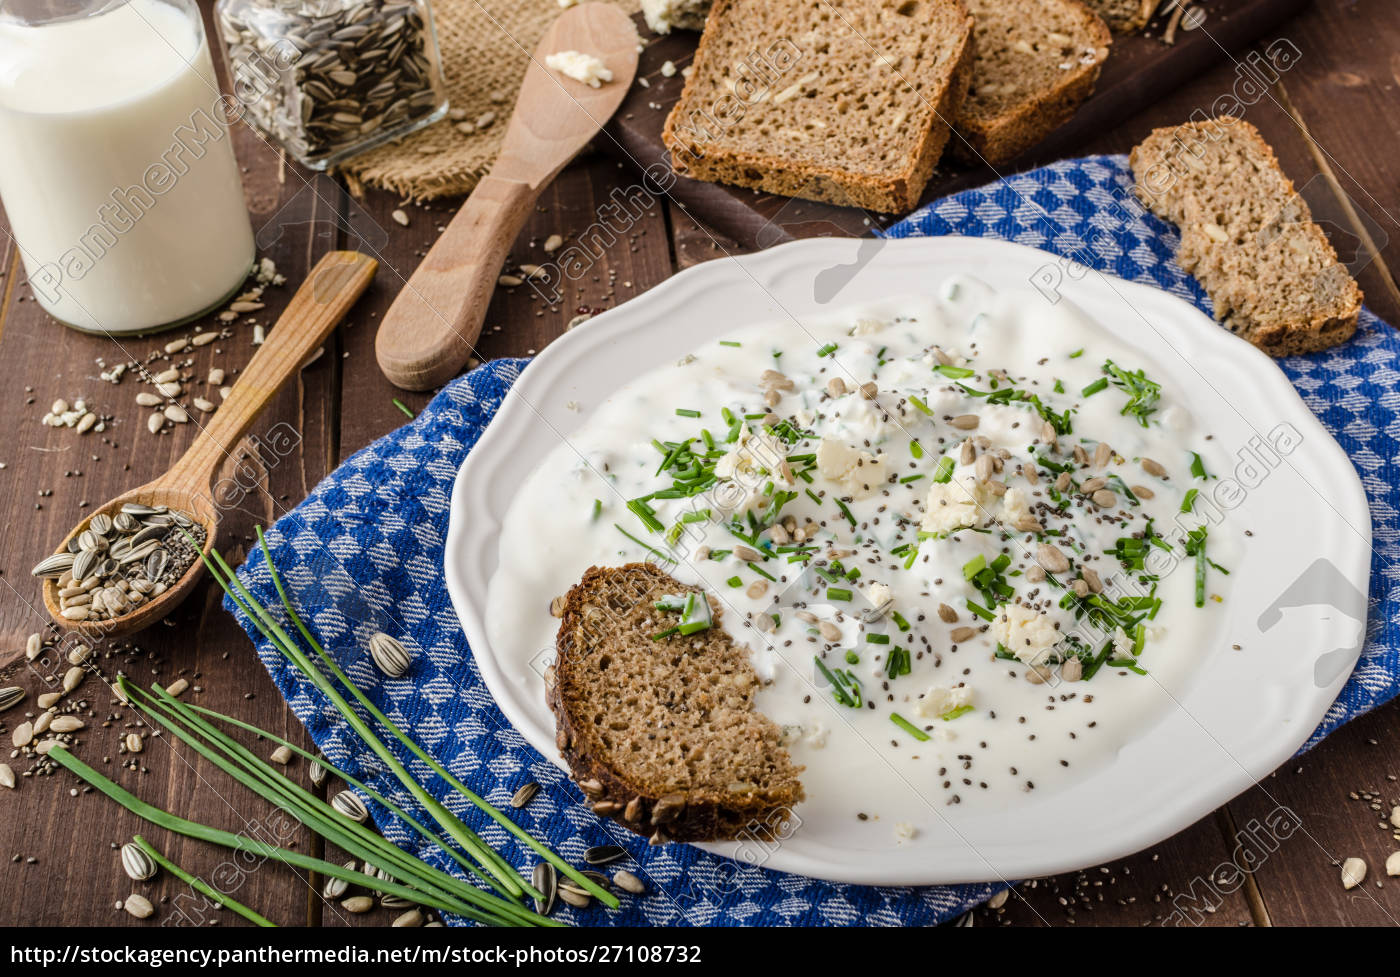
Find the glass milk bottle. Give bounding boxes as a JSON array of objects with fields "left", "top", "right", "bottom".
[{"left": 0, "top": 0, "right": 255, "bottom": 334}]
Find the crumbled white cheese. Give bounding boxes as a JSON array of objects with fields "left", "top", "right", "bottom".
[
  {"left": 660, "top": 59, "right": 677, "bottom": 78},
  {"left": 640, "top": 0, "right": 710, "bottom": 34},
  {"left": 912, "top": 684, "right": 974, "bottom": 719},
  {"left": 805, "top": 722, "right": 829, "bottom": 749},
  {"left": 864, "top": 581, "right": 893, "bottom": 613},
  {"left": 852, "top": 317, "right": 886, "bottom": 335},
  {"left": 1113, "top": 626, "right": 1135, "bottom": 660},
  {"left": 715, "top": 426, "right": 791, "bottom": 483},
  {"left": 816, "top": 437, "right": 887, "bottom": 499},
  {"left": 893, "top": 822, "right": 917, "bottom": 843},
  {"left": 999, "top": 486, "right": 1035, "bottom": 527},
  {"left": 545, "top": 51, "right": 613, "bottom": 88},
  {"left": 919, "top": 473, "right": 990, "bottom": 535},
  {"left": 993, "top": 604, "right": 1061, "bottom": 664}
]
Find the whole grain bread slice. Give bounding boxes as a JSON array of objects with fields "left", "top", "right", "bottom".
[
  {"left": 1081, "top": 0, "right": 1153, "bottom": 32},
  {"left": 1131, "top": 117, "right": 1362, "bottom": 357},
  {"left": 661, "top": 0, "right": 976, "bottom": 212},
  {"left": 953, "top": 0, "right": 1111, "bottom": 165},
  {"left": 549, "top": 563, "right": 804, "bottom": 843}
]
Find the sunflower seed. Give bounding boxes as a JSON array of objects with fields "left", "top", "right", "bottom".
[
  {"left": 380, "top": 894, "right": 414, "bottom": 909},
  {"left": 124, "top": 893, "right": 155, "bottom": 919},
  {"left": 367, "top": 632, "right": 411, "bottom": 678},
  {"left": 0, "top": 687, "right": 24, "bottom": 713},
  {"left": 557, "top": 887, "right": 590, "bottom": 909},
  {"left": 0, "top": 764, "right": 13, "bottom": 789},
  {"left": 1342, "top": 857, "right": 1367, "bottom": 889},
  {"left": 124, "top": 733, "right": 144, "bottom": 754},
  {"left": 340, "top": 895, "right": 374, "bottom": 913},
  {"left": 613, "top": 869, "right": 645, "bottom": 895},
  {"left": 309, "top": 758, "right": 329, "bottom": 787},
  {"left": 532, "top": 862, "right": 556, "bottom": 915},
  {"left": 1140, "top": 457, "right": 1167, "bottom": 477},
  {"left": 26, "top": 633, "right": 43, "bottom": 661},
  {"left": 270, "top": 745, "right": 293, "bottom": 765},
  {"left": 121, "top": 843, "right": 159, "bottom": 881},
  {"left": 30, "top": 552, "right": 75, "bottom": 578},
  {"left": 511, "top": 781, "right": 539, "bottom": 808},
  {"left": 323, "top": 861, "right": 354, "bottom": 899},
  {"left": 49, "top": 716, "right": 84, "bottom": 733},
  {"left": 12, "top": 722, "right": 33, "bottom": 749},
  {"left": 67, "top": 644, "right": 92, "bottom": 666},
  {"left": 32, "top": 711, "right": 52, "bottom": 735},
  {"left": 583, "top": 845, "right": 626, "bottom": 866},
  {"left": 331, "top": 790, "right": 369, "bottom": 822}
]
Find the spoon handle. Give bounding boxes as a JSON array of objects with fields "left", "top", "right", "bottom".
[
  {"left": 163, "top": 251, "right": 377, "bottom": 496},
  {"left": 375, "top": 174, "right": 539, "bottom": 392}
]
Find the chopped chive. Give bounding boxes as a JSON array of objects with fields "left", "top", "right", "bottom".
[
  {"left": 935, "top": 364, "right": 975, "bottom": 379},
  {"left": 891, "top": 610, "right": 911, "bottom": 632},
  {"left": 940, "top": 704, "right": 975, "bottom": 721},
  {"left": 817, "top": 342, "right": 839, "bottom": 358},
  {"left": 900, "top": 474, "right": 925, "bottom": 484},
  {"left": 908, "top": 395, "right": 934, "bottom": 416},
  {"left": 1081, "top": 377, "right": 1109, "bottom": 397},
  {"left": 865, "top": 633, "right": 890, "bottom": 645},
  {"left": 1190, "top": 452, "right": 1209, "bottom": 479},
  {"left": 845, "top": 650, "right": 860, "bottom": 665},
  {"left": 965, "top": 599, "right": 994, "bottom": 622},
  {"left": 827, "top": 587, "right": 853, "bottom": 602},
  {"left": 675, "top": 408, "right": 701, "bottom": 418},
  {"left": 719, "top": 340, "right": 741, "bottom": 347},
  {"left": 392, "top": 398, "right": 415, "bottom": 419},
  {"left": 748, "top": 562, "right": 776, "bottom": 582},
  {"left": 890, "top": 713, "right": 930, "bottom": 741},
  {"left": 1181, "top": 488, "right": 1198, "bottom": 513},
  {"left": 961, "top": 554, "right": 987, "bottom": 580},
  {"left": 1069, "top": 348, "right": 1084, "bottom": 358},
  {"left": 590, "top": 499, "right": 602, "bottom": 522},
  {"left": 910, "top": 439, "right": 924, "bottom": 459},
  {"left": 726, "top": 576, "right": 742, "bottom": 588},
  {"left": 933, "top": 457, "right": 955, "bottom": 483}
]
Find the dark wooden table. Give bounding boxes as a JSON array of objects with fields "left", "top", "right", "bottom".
[{"left": 0, "top": 0, "right": 1397, "bottom": 928}]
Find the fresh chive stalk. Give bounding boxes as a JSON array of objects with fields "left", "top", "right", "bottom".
[
  {"left": 47, "top": 746, "right": 551, "bottom": 927},
  {"left": 214, "top": 530, "right": 618, "bottom": 910},
  {"left": 132, "top": 835, "right": 276, "bottom": 927}
]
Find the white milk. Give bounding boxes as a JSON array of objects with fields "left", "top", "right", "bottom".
[{"left": 0, "top": 0, "right": 254, "bottom": 333}]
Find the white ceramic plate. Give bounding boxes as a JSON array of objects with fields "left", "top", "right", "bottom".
[{"left": 445, "top": 237, "right": 1371, "bottom": 886}]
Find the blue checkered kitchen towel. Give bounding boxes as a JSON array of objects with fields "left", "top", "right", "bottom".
[{"left": 229, "top": 155, "right": 1398, "bottom": 926}]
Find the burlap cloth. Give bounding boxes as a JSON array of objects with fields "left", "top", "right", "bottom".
[{"left": 341, "top": 0, "right": 640, "bottom": 200}]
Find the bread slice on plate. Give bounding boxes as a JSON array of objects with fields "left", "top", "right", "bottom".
[
  {"left": 661, "top": 0, "right": 976, "bottom": 212},
  {"left": 549, "top": 563, "right": 804, "bottom": 843},
  {"left": 954, "top": 0, "right": 1111, "bottom": 165},
  {"left": 1081, "top": 0, "right": 1154, "bottom": 32},
  {"left": 1131, "top": 116, "right": 1362, "bottom": 357}
]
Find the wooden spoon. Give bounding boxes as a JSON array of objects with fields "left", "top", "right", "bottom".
[
  {"left": 39, "top": 251, "right": 377, "bottom": 641},
  {"left": 375, "top": 3, "right": 640, "bottom": 391}
]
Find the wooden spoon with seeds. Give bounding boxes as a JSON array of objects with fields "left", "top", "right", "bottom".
[
  {"left": 375, "top": 3, "right": 639, "bottom": 391},
  {"left": 38, "top": 251, "right": 377, "bottom": 640}
]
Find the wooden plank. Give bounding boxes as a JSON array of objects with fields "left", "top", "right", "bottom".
[
  {"left": 1225, "top": 705, "right": 1400, "bottom": 926},
  {"left": 336, "top": 151, "right": 675, "bottom": 459},
  {"left": 0, "top": 4, "right": 345, "bottom": 920},
  {"left": 978, "top": 816, "right": 1259, "bottom": 926},
  {"left": 605, "top": 0, "right": 1311, "bottom": 249}
]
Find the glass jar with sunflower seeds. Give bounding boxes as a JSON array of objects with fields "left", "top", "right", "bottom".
[{"left": 215, "top": 0, "right": 448, "bottom": 170}]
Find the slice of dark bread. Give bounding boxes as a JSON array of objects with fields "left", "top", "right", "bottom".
[
  {"left": 953, "top": 0, "right": 1111, "bottom": 165},
  {"left": 661, "top": 0, "right": 976, "bottom": 212},
  {"left": 549, "top": 563, "right": 804, "bottom": 843},
  {"left": 1131, "top": 117, "right": 1362, "bottom": 357},
  {"left": 1081, "top": 0, "right": 1153, "bottom": 31}
]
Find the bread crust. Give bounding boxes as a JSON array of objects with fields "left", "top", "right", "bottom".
[
  {"left": 548, "top": 563, "right": 804, "bottom": 844},
  {"left": 1130, "top": 117, "right": 1362, "bottom": 358},
  {"left": 953, "top": 0, "right": 1111, "bottom": 166},
  {"left": 661, "top": 0, "right": 977, "bottom": 213}
]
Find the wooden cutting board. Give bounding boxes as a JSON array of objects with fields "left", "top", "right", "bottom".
[{"left": 602, "top": 0, "right": 1311, "bottom": 247}]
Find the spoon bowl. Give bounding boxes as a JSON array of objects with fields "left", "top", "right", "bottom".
[{"left": 39, "top": 251, "right": 377, "bottom": 641}]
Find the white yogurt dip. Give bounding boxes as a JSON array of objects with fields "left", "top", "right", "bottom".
[{"left": 488, "top": 279, "right": 1244, "bottom": 837}]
